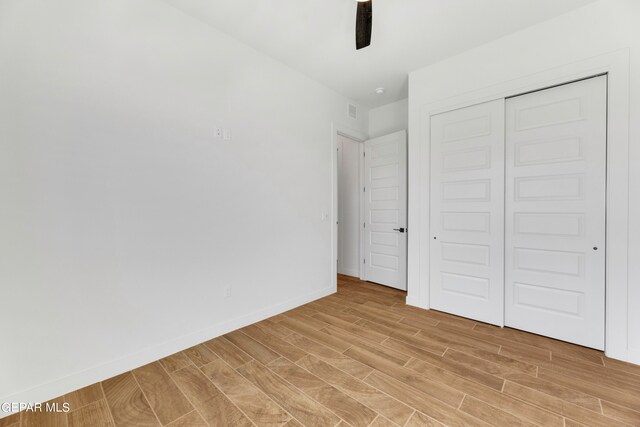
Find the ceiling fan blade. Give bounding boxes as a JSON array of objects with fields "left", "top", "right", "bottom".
[{"left": 356, "top": 0, "right": 372, "bottom": 50}]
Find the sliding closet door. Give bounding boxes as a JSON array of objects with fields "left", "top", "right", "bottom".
[
  {"left": 430, "top": 100, "right": 505, "bottom": 326},
  {"left": 505, "top": 76, "right": 607, "bottom": 349}
]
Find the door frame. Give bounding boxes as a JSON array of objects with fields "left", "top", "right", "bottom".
[
  {"left": 331, "top": 123, "right": 367, "bottom": 291},
  {"left": 410, "top": 49, "right": 630, "bottom": 361}
]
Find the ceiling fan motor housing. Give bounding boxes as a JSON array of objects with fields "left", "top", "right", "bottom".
[{"left": 356, "top": 0, "right": 373, "bottom": 50}]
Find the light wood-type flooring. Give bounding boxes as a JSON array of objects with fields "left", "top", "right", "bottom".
[{"left": 3, "top": 275, "right": 640, "bottom": 426}]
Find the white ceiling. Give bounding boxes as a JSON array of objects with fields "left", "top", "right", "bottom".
[{"left": 162, "top": 0, "right": 598, "bottom": 108}]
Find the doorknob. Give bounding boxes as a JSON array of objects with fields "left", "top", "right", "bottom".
[{"left": 393, "top": 228, "right": 406, "bottom": 233}]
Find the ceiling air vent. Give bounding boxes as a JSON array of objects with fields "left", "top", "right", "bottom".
[{"left": 348, "top": 103, "right": 358, "bottom": 120}]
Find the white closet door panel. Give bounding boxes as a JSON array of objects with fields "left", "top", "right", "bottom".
[
  {"left": 505, "top": 76, "right": 607, "bottom": 350},
  {"left": 430, "top": 100, "right": 505, "bottom": 326}
]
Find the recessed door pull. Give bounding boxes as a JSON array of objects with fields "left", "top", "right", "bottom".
[{"left": 593, "top": 247, "right": 598, "bottom": 250}]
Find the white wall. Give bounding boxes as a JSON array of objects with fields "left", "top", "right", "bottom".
[
  {"left": 368, "top": 99, "right": 408, "bottom": 139},
  {"left": 0, "top": 0, "right": 367, "bottom": 410},
  {"left": 337, "top": 135, "right": 361, "bottom": 278},
  {"left": 408, "top": 0, "right": 640, "bottom": 363}
]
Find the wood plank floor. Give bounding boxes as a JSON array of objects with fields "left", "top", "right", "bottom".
[{"left": 4, "top": 275, "right": 640, "bottom": 426}]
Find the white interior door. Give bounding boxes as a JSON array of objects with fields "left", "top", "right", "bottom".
[
  {"left": 505, "top": 76, "right": 607, "bottom": 350},
  {"left": 363, "top": 130, "right": 407, "bottom": 290},
  {"left": 430, "top": 100, "right": 505, "bottom": 326},
  {"left": 337, "top": 134, "right": 361, "bottom": 278}
]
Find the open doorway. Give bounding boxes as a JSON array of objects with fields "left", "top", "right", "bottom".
[{"left": 337, "top": 134, "right": 362, "bottom": 279}]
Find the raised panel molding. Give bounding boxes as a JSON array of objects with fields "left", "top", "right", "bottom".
[
  {"left": 370, "top": 187, "right": 399, "bottom": 202},
  {"left": 515, "top": 137, "right": 584, "bottom": 166},
  {"left": 371, "top": 142, "right": 398, "bottom": 159},
  {"left": 514, "top": 213, "right": 584, "bottom": 238},
  {"left": 442, "top": 147, "right": 492, "bottom": 172},
  {"left": 370, "top": 231, "right": 399, "bottom": 247},
  {"left": 514, "top": 282, "right": 583, "bottom": 317},
  {"left": 441, "top": 115, "right": 491, "bottom": 143},
  {"left": 442, "top": 180, "right": 491, "bottom": 202},
  {"left": 514, "top": 247, "right": 585, "bottom": 278},
  {"left": 515, "top": 97, "right": 584, "bottom": 131},
  {"left": 441, "top": 272, "right": 490, "bottom": 300},
  {"left": 515, "top": 174, "right": 583, "bottom": 201},
  {"left": 370, "top": 210, "right": 399, "bottom": 224},
  {"left": 441, "top": 242, "right": 490, "bottom": 266},
  {"left": 442, "top": 212, "right": 491, "bottom": 233},
  {"left": 370, "top": 163, "right": 399, "bottom": 180},
  {"left": 371, "top": 253, "right": 399, "bottom": 270}
]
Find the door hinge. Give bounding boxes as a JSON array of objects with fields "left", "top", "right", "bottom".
[
  {"left": 363, "top": 222, "right": 366, "bottom": 228},
  {"left": 363, "top": 259, "right": 366, "bottom": 264},
  {"left": 363, "top": 187, "right": 366, "bottom": 192},
  {"left": 363, "top": 151, "right": 366, "bottom": 157}
]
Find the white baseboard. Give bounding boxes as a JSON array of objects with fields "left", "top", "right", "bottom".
[
  {"left": 405, "top": 295, "right": 427, "bottom": 310},
  {"left": 627, "top": 348, "right": 640, "bottom": 365},
  {"left": 337, "top": 268, "right": 359, "bottom": 278},
  {"left": 0, "top": 286, "right": 335, "bottom": 419}
]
